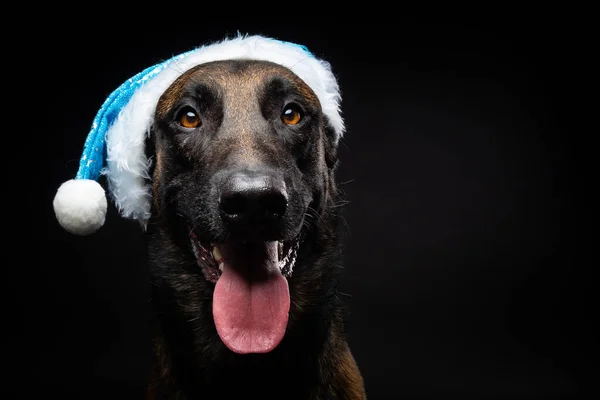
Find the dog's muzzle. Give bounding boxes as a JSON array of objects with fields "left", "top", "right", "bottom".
[{"left": 188, "top": 169, "right": 302, "bottom": 355}]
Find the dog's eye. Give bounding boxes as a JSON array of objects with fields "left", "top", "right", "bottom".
[
  {"left": 281, "top": 104, "right": 303, "bottom": 125},
  {"left": 177, "top": 107, "right": 201, "bottom": 129}
]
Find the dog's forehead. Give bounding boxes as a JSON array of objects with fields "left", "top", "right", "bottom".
[{"left": 156, "top": 60, "right": 319, "bottom": 116}]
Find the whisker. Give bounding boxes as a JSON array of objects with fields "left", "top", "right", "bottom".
[{"left": 332, "top": 199, "right": 351, "bottom": 209}]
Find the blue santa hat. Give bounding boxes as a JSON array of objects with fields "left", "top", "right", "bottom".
[{"left": 53, "top": 34, "right": 344, "bottom": 235}]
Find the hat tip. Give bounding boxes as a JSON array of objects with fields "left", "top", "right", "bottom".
[{"left": 53, "top": 179, "right": 108, "bottom": 235}]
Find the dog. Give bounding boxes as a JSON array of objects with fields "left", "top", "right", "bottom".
[
  {"left": 51, "top": 35, "right": 365, "bottom": 400},
  {"left": 142, "top": 57, "right": 366, "bottom": 399}
]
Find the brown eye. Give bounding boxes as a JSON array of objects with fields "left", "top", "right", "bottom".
[
  {"left": 178, "top": 107, "right": 201, "bottom": 129},
  {"left": 281, "top": 104, "right": 303, "bottom": 125}
]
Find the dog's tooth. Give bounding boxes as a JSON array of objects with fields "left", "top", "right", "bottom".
[
  {"left": 212, "top": 246, "right": 222, "bottom": 261},
  {"left": 219, "top": 262, "right": 224, "bottom": 272}
]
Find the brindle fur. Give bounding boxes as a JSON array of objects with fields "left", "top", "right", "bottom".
[{"left": 145, "top": 60, "right": 366, "bottom": 399}]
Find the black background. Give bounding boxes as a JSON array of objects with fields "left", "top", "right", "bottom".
[{"left": 29, "top": 16, "right": 584, "bottom": 399}]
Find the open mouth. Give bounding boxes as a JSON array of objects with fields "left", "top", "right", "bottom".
[
  {"left": 189, "top": 230, "right": 299, "bottom": 284},
  {"left": 189, "top": 228, "right": 300, "bottom": 355}
]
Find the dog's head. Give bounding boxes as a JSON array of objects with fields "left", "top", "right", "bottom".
[
  {"left": 149, "top": 59, "right": 342, "bottom": 354},
  {"left": 152, "top": 59, "right": 334, "bottom": 247}
]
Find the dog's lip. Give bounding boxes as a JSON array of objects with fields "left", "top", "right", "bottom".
[{"left": 189, "top": 229, "right": 300, "bottom": 283}]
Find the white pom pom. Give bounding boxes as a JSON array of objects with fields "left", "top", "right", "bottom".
[{"left": 53, "top": 179, "right": 108, "bottom": 235}]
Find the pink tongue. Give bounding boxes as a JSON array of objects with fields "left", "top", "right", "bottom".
[{"left": 213, "top": 242, "right": 290, "bottom": 354}]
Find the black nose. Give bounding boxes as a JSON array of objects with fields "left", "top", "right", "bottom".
[{"left": 219, "top": 170, "right": 288, "bottom": 228}]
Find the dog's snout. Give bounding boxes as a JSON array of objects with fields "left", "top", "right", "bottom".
[{"left": 219, "top": 171, "right": 288, "bottom": 227}]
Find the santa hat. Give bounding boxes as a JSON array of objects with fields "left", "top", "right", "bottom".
[{"left": 53, "top": 34, "right": 344, "bottom": 236}]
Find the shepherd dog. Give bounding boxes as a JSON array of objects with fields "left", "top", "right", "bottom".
[{"left": 144, "top": 57, "right": 366, "bottom": 399}]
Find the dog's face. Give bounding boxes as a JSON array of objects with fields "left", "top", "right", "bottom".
[{"left": 149, "top": 60, "right": 339, "bottom": 355}]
